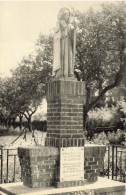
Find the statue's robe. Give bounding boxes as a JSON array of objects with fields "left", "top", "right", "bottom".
[{"left": 52, "top": 19, "right": 75, "bottom": 78}]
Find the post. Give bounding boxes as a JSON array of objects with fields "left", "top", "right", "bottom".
[
  {"left": 7, "top": 149, "right": 9, "bottom": 183},
  {"left": 0, "top": 149, "right": 3, "bottom": 184},
  {"left": 112, "top": 145, "right": 114, "bottom": 180},
  {"left": 108, "top": 145, "right": 110, "bottom": 179},
  {"left": 13, "top": 155, "right": 16, "bottom": 182}
]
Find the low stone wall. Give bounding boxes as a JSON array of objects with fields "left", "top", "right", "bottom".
[{"left": 18, "top": 144, "right": 106, "bottom": 188}]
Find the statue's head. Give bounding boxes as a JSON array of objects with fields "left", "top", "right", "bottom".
[{"left": 58, "top": 8, "right": 70, "bottom": 22}]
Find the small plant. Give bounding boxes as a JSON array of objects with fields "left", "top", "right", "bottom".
[
  {"left": 92, "top": 132, "right": 108, "bottom": 145},
  {"left": 107, "top": 129, "right": 125, "bottom": 145},
  {"left": 92, "top": 130, "right": 125, "bottom": 146}
]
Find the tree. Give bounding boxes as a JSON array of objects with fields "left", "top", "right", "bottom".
[
  {"left": 10, "top": 61, "right": 44, "bottom": 132},
  {"left": 0, "top": 77, "right": 18, "bottom": 127},
  {"left": 17, "top": 3, "right": 125, "bottom": 132},
  {"left": 1, "top": 3, "right": 126, "bottom": 133},
  {"left": 74, "top": 2, "right": 126, "bottom": 129},
  {"left": 6, "top": 34, "right": 53, "bottom": 132}
]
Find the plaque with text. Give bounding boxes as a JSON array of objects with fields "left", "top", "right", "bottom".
[{"left": 60, "top": 147, "right": 84, "bottom": 182}]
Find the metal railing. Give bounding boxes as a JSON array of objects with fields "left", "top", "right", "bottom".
[
  {"left": 106, "top": 145, "right": 126, "bottom": 182},
  {"left": 0, "top": 145, "right": 125, "bottom": 184},
  {"left": 0, "top": 148, "right": 21, "bottom": 184}
]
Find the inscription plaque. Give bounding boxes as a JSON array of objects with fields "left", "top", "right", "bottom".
[{"left": 60, "top": 147, "right": 84, "bottom": 182}]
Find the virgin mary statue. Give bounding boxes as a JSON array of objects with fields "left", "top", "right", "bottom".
[{"left": 52, "top": 8, "right": 76, "bottom": 79}]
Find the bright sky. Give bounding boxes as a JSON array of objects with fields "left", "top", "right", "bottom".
[{"left": 0, "top": 1, "right": 116, "bottom": 77}]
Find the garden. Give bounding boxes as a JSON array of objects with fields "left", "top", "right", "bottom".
[
  {"left": 0, "top": 100, "right": 125, "bottom": 184},
  {"left": 0, "top": 1, "right": 126, "bottom": 186}
]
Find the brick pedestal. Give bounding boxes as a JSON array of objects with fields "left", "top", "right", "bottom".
[
  {"left": 18, "top": 145, "right": 106, "bottom": 188},
  {"left": 45, "top": 80, "right": 86, "bottom": 187},
  {"left": 45, "top": 80, "right": 86, "bottom": 147},
  {"left": 84, "top": 145, "right": 106, "bottom": 183},
  {"left": 18, "top": 146, "right": 58, "bottom": 188},
  {"left": 17, "top": 80, "right": 106, "bottom": 189}
]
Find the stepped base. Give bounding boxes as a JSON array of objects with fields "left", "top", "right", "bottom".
[
  {"left": 0, "top": 177, "right": 125, "bottom": 195},
  {"left": 53, "top": 179, "right": 87, "bottom": 188}
]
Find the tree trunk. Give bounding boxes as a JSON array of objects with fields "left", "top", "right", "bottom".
[
  {"left": 6, "top": 120, "right": 9, "bottom": 130},
  {"left": 28, "top": 115, "right": 32, "bottom": 132},
  {"left": 19, "top": 115, "right": 23, "bottom": 131}
]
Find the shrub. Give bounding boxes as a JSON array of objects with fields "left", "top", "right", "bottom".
[
  {"left": 86, "top": 106, "right": 125, "bottom": 139},
  {"left": 92, "top": 132, "right": 108, "bottom": 145},
  {"left": 92, "top": 130, "right": 125, "bottom": 145},
  {"left": 107, "top": 129, "right": 125, "bottom": 145}
]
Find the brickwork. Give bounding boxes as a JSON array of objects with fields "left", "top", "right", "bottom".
[
  {"left": 84, "top": 145, "right": 106, "bottom": 183},
  {"left": 18, "top": 146, "right": 59, "bottom": 188},
  {"left": 45, "top": 80, "right": 86, "bottom": 147},
  {"left": 17, "top": 79, "right": 106, "bottom": 189},
  {"left": 18, "top": 145, "right": 106, "bottom": 188},
  {"left": 45, "top": 80, "right": 86, "bottom": 187},
  {"left": 45, "top": 137, "right": 85, "bottom": 147}
]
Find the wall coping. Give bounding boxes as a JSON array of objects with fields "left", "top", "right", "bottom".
[
  {"left": 85, "top": 144, "right": 106, "bottom": 148},
  {"left": 18, "top": 144, "right": 106, "bottom": 150}
]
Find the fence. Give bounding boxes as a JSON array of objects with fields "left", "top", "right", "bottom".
[
  {"left": 0, "top": 145, "right": 125, "bottom": 184},
  {"left": 104, "top": 145, "right": 126, "bottom": 182},
  {"left": 0, "top": 148, "right": 21, "bottom": 184}
]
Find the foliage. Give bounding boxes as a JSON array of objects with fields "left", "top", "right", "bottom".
[
  {"left": 0, "top": 72, "right": 41, "bottom": 132},
  {"left": 86, "top": 96, "right": 126, "bottom": 138},
  {"left": 117, "top": 99, "right": 126, "bottom": 115},
  {"left": 74, "top": 2, "right": 126, "bottom": 128},
  {"left": 107, "top": 129, "right": 125, "bottom": 145},
  {"left": 0, "top": 76, "right": 20, "bottom": 127},
  {"left": 92, "top": 132, "right": 108, "bottom": 145},
  {"left": 0, "top": 35, "right": 53, "bottom": 132},
  {"left": 1, "top": 3, "right": 126, "bottom": 133},
  {"left": 92, "top": 130, "right": 126, "bottom": 145},
  {"left": 10, "top": 35, "right": 53, "bottom": 131},
  {"left": 86, "top": 106, "right": 125, "bottom": 139}
]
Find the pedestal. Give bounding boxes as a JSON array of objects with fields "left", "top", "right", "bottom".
[
  {"left": 84, "top": 145, "right": 106, "bottom": 183},
  {"left": 46, "top": 80, "right": 86, "bottom": 187},
  {"left": 18, "top": 146, "right": 58, "bottom": 188},
  {"left": 17, "top": 80, "right": 106, "bottom": 189},
  {"left": 45, "top": 80, "right": 86, "bottom": 147}
]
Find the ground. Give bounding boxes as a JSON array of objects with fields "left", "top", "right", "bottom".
[{"left": 0, "top": 127, "right": 46, "bottom": 149}]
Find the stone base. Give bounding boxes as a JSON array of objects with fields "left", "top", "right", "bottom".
[
  {"left": 53, "top": 179, "right": 87, "bottom": 188},
  {"left": 0, "top": 177, "right": 125, "bottom": 195}
]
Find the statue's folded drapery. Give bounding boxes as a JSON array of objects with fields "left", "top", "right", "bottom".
[
  {"left": 53, "top": 24, "right": 61, "bottom": 77},
  {"left": 52, "top": 8, "right": 76, "bottom": 79}
]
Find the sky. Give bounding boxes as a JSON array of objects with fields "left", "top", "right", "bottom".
[{"left": 0, "top": 1, "right": 117, "bottom": 77}]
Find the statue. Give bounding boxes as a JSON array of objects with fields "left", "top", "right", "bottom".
[{"left": 52, "top": 8, "right": 76, "bottom": 79}]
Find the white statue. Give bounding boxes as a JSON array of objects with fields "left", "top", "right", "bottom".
[{"left": 52, "top": 8, "right": 76, "bottom": 79}]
